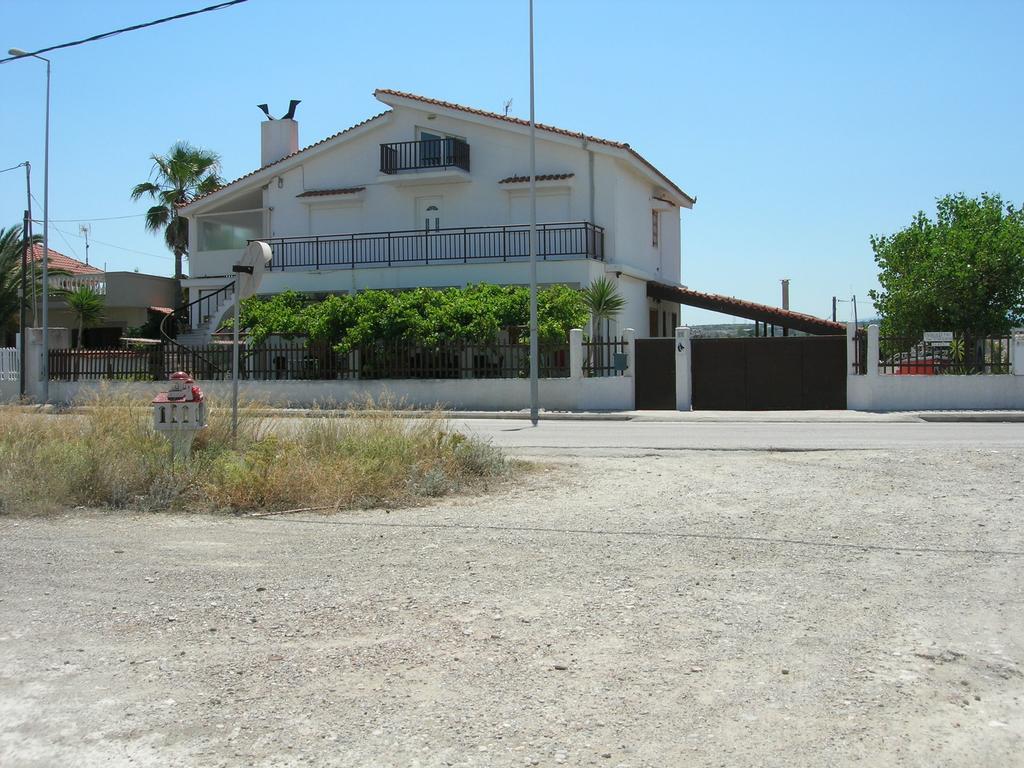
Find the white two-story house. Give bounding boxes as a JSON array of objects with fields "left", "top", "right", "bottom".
[{"left": 177, "top": 89, "right": 695, "bottom": 340}]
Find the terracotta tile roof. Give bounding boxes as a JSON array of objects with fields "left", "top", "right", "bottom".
[
  {"left": 376, "top": 89, "right": 694, "bottom": 205},
  {"left": 295, "top": 187, "right": 366, "bottom": 198},
  {"left": 180, "top": 89, "right": 694, "bottom": 211},
  {"left": 178, "top": 112, "right": 390, "bottom": 210},
  {"left": 647, "top": 281, "right": 846, "bottom": 336},
  {"left": 28, "top": 243, "right": 103, "bottom": 275},
  {"left": 498, "top": 173, "right": 575, "bottom": 184}
]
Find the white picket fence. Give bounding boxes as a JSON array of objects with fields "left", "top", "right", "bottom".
[{"left": 0, "top": 347, "right": 19, "bottom": 381}]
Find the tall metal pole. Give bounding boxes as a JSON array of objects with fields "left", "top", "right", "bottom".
[
  {"left": 528, "top": 0, "right": 539, "bottom": 425},
  {"left": 41, "top": 56, "right": 51, "bottom": 403},
  {"left": 20, "top": 209, "right": 29, "bottom": 398}
]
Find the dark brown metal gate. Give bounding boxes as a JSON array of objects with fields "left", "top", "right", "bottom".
[
  {"left": 634, "top": 338, "right": 675, "bottom": 409},
  {"left": 691, "top": 335, "right": 846, "bottom": 410}
]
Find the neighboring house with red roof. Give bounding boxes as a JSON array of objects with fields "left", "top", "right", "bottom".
[
  {"left": 176, "top": 89, "right": 697, "bottom": 340},
  {"left": 21, "top": 245, "right": 176, "bottom": 347}
]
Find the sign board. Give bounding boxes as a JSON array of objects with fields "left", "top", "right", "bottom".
[{"left": 923, "top": 331, "right": 953, "bottom": 344}]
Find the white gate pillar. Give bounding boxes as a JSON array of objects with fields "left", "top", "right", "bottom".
[
  {"left": 867, "top": 324, "right": 880, "bottom": 377},
  {"left": 623, "top": 328, "right": 635, "bottom": 377},
  {"left": 675, "top": 326, "right": 692, "bottom": 411},
  {"left": 1012, "top": 329, "right": 1024, "bottom": 376},
  {"left": 569, "top": 329, "right": 584, "bottom": 379}
]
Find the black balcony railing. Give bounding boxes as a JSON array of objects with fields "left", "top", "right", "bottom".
[
  {"left": 380, "top": 138, "right": 470, "bottom": 174},
  {"left": 255, "top": 221, "right": 604, "bottom": 271}
]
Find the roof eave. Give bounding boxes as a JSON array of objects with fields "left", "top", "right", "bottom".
[{"left": 177, "top": 111, "right": 393, "bottom": 216}]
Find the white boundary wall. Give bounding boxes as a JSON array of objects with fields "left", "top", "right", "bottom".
[
  {"left": 49, "top": 376, "right": 634, "bottom": 412},
  {"left": 31, "top": 327, "right": 637, "bottom": 412},
  {"left": 847, "top": 324, "right": 1024, "bottom": 411}
]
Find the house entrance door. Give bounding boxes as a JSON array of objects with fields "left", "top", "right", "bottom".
[
  {"left": 416, "top": 196, "right": 443, "bottom": 262},
  {"left": 416, "top": 196, "right": 443, "bottom": 231}
]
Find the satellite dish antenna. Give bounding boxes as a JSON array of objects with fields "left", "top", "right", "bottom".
[{"left": 229, "top": 241, "right": 273, "bottom": 436}]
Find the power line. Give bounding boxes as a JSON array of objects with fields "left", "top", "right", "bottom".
[
  {"left": 0, "top": 162, "right": 29, "bottom": 175},
  {"left": 49, "top": 224, "right": 172, "bottom": 261},
  {"left": 41, "top": 212, "right": 148, "bottom": 223},
  {"left": 0, "top": 0, "right": 251, "bottom": 64},
  {"left": 51, "top": 225, "right": 82, "bottom": 262}
]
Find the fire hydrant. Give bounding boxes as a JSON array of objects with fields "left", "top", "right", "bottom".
[{"left": 152, "top": 371, "right": 207, "bottom": 458}]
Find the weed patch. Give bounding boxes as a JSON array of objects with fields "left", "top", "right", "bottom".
[{"left": 0, "top": 396, "right": 508, "bottom": 514}]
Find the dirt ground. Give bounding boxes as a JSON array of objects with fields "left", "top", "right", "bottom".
[{"left": 1, "top": 447, "right": 1022, "bottom": 767}]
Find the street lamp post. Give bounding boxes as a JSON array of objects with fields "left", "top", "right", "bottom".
[
  {"left": 9, "top": 48, "right": 51, "bottom": 403},
  {"left": 528, "top": 0, "right": 539, "bottom": 425}
]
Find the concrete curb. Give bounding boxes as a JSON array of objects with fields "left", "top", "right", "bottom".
[{"left": 8, "top": 403, "right": 1024, "bottom": 423}]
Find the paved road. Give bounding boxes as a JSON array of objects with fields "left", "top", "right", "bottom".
[{"left": 451, "top": 418, "right": 1024, "bottom": 455}]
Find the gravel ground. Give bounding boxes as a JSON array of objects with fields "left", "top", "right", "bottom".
[{"left": 1, "top": 447, "right": 1022, "bottom": 767}]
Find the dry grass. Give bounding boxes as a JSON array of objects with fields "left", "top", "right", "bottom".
[{"left": 0, "top": 394, "right": 508, "bottom": 514}]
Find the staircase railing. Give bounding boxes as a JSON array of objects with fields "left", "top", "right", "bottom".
[{"left": 159, "top": 281, "right": 237, "bottom": 376}]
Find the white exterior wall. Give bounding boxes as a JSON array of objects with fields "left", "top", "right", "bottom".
[{"left": 182, "top": 100, "right": 688, "bottom": 324}]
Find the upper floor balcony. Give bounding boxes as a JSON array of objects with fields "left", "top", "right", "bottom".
[
  {"left": 255, "top": 221, "right": 604, "bottom": 272},
  {"left": 380, "top": 138, "right": 470, "bottom": 174}
]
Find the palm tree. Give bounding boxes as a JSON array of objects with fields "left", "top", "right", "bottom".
[
  {"left": 0, "top": 225, "right": 47, "bottom": 338},
  {"left": 66, "top": 286, "right": 105, "bottom": 349},
  {"left": 131, "top": 142, "right": 223, "bottom": 307},
  {"left": 581, "top": 276, "right": 626, "bottom": 341},
  {"left": 581, "top": 276, "right": 627, "bottom": 374}
]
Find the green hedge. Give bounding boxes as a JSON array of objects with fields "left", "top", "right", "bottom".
[{"left": 237, "top": 284, "right": 589, "bottom": 351}]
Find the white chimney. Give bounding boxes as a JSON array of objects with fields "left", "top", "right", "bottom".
[{"left": 261, "top": 118, "right": 299, "bottom": 167}]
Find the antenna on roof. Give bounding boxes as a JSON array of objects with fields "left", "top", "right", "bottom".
[
  {"left": 503, "top": 97, "right": 513, "bottom": 116},
  {"left": 79, "top": 223, "right": 91, "bottom": 265}
]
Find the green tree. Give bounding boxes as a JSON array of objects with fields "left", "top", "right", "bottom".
[
  {"left": 130, "top": 142, "right": 223, "bottom": 307},
  {"left": 66, "top": 286, "right": 105, "bottom": 349},
  {"left": 0, "top": 225, "right": 37, "bottom": 334},
  {"left": 0, "top": 225, "right": 70, "bottom": 337},
  {"left": 581, "top": 276, "right": 626, "bottom": 340},
  {"left": 868, "top": 193, "right": 1024, "bottom": 337}
]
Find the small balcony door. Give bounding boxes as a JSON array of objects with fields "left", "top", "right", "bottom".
[{"left": 418, "top": 131, "right": 450, "bottom": 167}]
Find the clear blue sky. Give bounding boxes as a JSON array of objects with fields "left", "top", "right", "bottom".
[{"left": 2, "top": 0, "right": 1022, "bottom": 324}]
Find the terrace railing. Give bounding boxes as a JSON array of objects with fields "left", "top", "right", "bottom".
[
  {"left": 380, "top": 138, "right": 470, "bottom": 174},
  {"left": 257, "top": 221, "right": 604, "bottom": 271}
]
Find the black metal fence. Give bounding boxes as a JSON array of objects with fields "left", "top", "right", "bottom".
[
  {"left": 257, "top": 221, "right": 605, "bottom": 271},
  {"left": 49, "top": 344, "right": 233, "bottom": 381},
  {"left": 380, "top": 138, "right": 471, "bottom": 174},
  {"left": 878, "top": 335, "right": 1012, "bottom": 375},
  {"left": 50, "top": 340, "right": 577, "bottom": 381},
  {"left": 583, "top": 337, "right": 628, "bottom": 377}
]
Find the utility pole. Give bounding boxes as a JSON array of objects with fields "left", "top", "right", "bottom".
[{"left": 832, "top": 296, "right": 837, "bottom": 323}]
